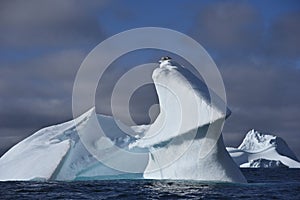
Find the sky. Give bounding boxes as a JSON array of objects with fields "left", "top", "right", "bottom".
[{"left": 0, "top": 0, "right": 300, "bottom": 158}]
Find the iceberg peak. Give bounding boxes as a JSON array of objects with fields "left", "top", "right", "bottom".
[{"left": 238, "top": 129, "right": 277, "bottom": 153}]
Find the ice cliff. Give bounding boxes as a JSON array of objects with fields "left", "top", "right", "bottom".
[{"left": 130, "top": 59, "right": 245, "bottom": 182}]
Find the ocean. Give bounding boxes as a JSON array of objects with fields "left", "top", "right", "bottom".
[{"left": 1, "top": 169, "right": 299, "bottom": 199}]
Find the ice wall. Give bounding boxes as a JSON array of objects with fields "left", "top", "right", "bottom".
[{"left": 132, "top": 60, "right": 246, "bottom": 183}]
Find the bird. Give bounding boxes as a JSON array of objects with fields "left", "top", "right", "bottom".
[{"left": 159, "top": 56, "right": 172, "bottom": 63}]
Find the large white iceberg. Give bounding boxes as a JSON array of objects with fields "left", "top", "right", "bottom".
[
  {"left": 130, "top": 59, "right": 245, "bottom": 182},
  {"left": 0, "top": 58, "right": 246, "bottom": 183},
  {"left": 227, "top": 129, "right": 300, "bottom": 168}
]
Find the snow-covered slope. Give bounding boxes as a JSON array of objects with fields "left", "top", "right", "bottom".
[
  {"left": 0, "top": 58, "right": 246, "bottom": 183},
  {"left": 0, "top": 108, "right": 148, "bottom": 181},
  {"left": 227, "top": 129, "right": 300, "bottom": 168}
]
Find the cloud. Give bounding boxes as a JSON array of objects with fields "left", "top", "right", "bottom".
[
  {"left": 222, "top": 65, "right": 300, "bottom": 130},
  {"left": 193, "top": 2, "right": 263, "bottom": 55},
  {"left": 0, "top": 49, "right": 89, "bottom": 141},
  {"left": 190, "top": 1, "right": 300, "bottom": 155},
  {"left": 0, "top": 0, "right": 109, "bottom": 140},
  {"left": 0, "top": 0, "right": 107, "bottom": 48},
  {"left": 0, "top": 49, "right": 86, "bottom": 97},
  {"left": 192, "top": 1, "right": 300, "bottom": 64},
  {"left": 267, "top": 11, "right": 300, "bottom": 59}
]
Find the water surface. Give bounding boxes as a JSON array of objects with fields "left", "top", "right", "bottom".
[{"left": 1, "top": 169, "right": 299, "bottom": 199}]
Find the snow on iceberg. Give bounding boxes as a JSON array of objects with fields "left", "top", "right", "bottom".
[
  {"left": 243, "top": 158, "right": 288, "bottom": 168},
  {"left": 0, "top": 108, "right": 148, "bottom": 181},
  {"left": 227, "top": 129, "right": 300, "bottom": 168},
  {"left": 130, "top": 58, "right": 246, "bottom": 183},
  {"left": 0, "top": 57, "right": 246, "bottom": 183}
]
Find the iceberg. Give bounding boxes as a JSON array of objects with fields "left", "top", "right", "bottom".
[
  {"left": 0, "top": 57, "right": 246, "bottom": 183},
  {"left": 227, "top": 129, "right": 300, "bottom": 168},
  {"left": 130, "top": 58, "right": 246, "bottom": 183}
]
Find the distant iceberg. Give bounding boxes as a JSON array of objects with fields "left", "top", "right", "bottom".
[
  {"left": 0, "top": 58, "right": 246, "bottom": 183},
  {"left": 227, "top": 129, "right": 300, "bottom": 168}
]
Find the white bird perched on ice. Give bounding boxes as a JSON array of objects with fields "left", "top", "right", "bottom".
[
  {"left": 159, "top": 56, "right": 172, "bottom": 63},
  {"left": 159, "top": 56, "right": 172, "bottom": 68}
]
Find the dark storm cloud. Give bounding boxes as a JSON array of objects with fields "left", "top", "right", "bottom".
[
  {"left": 193, "top": 2, "right": 300, "bottom": 65},
  {"left": 267, "top": 11, "right": 300, "bottom": 59},
  {"left": 190, "top": 1, "right": 300, "bottom": 155},
  {"left": 0, "top": 0, "right": 107, "bottom": 48},
  {"left": 0, "top": 49, "right": 87, "bottom": 131},
  {"left": 222, "top": 66, "right": 300, "bottom": 131},
  {"left": 193, "top": 2, "right": 263, "bottom": 55},
  {"left": 0, "top": 0, "right": 109, "bottom": 156}
]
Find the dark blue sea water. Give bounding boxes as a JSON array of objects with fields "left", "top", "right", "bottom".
[{"left": 1, "top": 169, "right": 299, "bottom": 199}]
